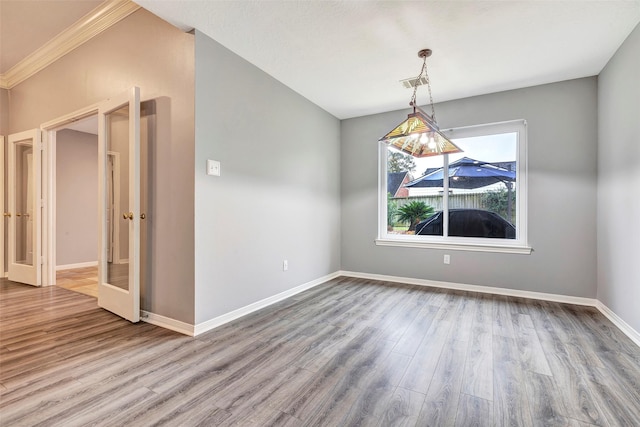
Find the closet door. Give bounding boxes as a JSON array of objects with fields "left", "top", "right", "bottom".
[
  {"left": 97, "top": 87, "right": 141, "bottom": 322},
  {"left": 7, "top": 129, "right": 42, "bottom": 286}
]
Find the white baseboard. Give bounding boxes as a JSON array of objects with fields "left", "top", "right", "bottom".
[
  {"left": 338, "top": 270, "right": 597, "bottom": 306},
  {"left": 595, "top": 301, "right": 640, "bottom": 348},
  {"left": 193, "top": 271, "right": 341, "bottom": 336},
  {"left": 137, "top": 268, "right": 639, "bottom": 349},
  {"left": 339, "top": 270, "right": 639, "bottom": 348},
  {"left": 56, "top": 261, "right": 98, "bottom": 271},
  {"left": 141, "top": 310, "right": 195, "bottom": 336}
]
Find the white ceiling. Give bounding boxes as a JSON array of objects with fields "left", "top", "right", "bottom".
[
  {"left": 134, "top": 0, "right": 640, "bottom": 119},
  {"left": 0, "top": 0, "right": 103, "bottom": 74},
  {"left": 2, "top": 1, "right": 639, "bottom": 119}
]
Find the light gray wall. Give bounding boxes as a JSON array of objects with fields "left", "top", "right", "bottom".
[
  {"left": 194, "top": 32, "right": 341, "bottom": 324},
  {"left": 597, "top": 24, "right": 640, "bottom": 333},
  {"left": 56, "top": 129, "right": 98, "bottom": 266},
  {"left": 8, "top": 9, "right": 195, "bottom": 323},
  {"left": 341, "top": 77, "right": 598, "bottom": 298}
]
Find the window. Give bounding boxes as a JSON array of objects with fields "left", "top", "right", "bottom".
[{"left": 377, "top": 120, "right": 530, "bottom": 254}]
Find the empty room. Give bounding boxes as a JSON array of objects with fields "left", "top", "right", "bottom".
[{"left": 1, "top": 0, "right": 639, "bottom": 425}]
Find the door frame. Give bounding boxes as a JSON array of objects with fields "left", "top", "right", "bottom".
[
  {"left": 39, "top": 89, "right": 142, "bottom": 323},
  {"left": 1, "top": 135, "right": 5, "bottom": 278},
  {"left": 40, "top": 103, "right": 100, "bottom": 286}
]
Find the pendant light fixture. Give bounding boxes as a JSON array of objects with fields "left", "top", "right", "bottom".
[{"left": 379, "top": 49, "right": 462, "bottom": 158}]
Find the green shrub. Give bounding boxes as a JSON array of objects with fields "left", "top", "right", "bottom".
[{"left": 397, "top": 201, "right": 435, "bottom": 232}]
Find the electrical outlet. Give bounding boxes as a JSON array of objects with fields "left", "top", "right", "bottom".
[
  {"left": 207, "top": 159, "right": 221, "bottom": 176},
  {"left": 444, "top": 254, "right": 451, "bottom": 265},
  {"left": 283, "top": 260, "right": 288, "bottom": 271}
]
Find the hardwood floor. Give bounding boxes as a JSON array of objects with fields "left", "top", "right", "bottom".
[
  {"left": 56, "top": 266, "right": 98, "bottom": 297},
  {"left": 56, "top": 263, "right": 129, "bottom": 297},
  {"left": 1, "top": 276, "right": 639, "bottom": 426}
]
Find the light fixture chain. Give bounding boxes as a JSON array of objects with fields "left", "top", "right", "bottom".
[
  {"left": 409, "top": 53, "right": 437, "bottom": 122},
  {"left": 423, "top": 60, "right": 436, "bottom": 122},
  {"left": 409, "top": 55, "right": 427, "bottom": 109}
]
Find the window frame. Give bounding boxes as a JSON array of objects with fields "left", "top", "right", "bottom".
[{"left": 377, "top": 119, "right": 531, "bottom": 254}]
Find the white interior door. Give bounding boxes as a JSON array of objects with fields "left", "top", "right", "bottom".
[
  {"left": 98, "top": 87, "right": 140, "bottom": 322},
  {"left": 7, "top": 129, "right": 42, "bottom": 286},
  {"left": 1, "top": 135, "right": 5, "bottom": 278}
]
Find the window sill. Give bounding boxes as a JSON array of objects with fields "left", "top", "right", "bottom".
[{"left": 375, "top": 238, "right": 532, "bottom": 254}]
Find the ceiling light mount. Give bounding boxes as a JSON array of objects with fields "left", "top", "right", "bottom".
[
  {"left": 379, "top": 48, "right": 463, "bottom": 158},
  {"left": 417, "top": 48, "right": 432, "bottom": 59}
]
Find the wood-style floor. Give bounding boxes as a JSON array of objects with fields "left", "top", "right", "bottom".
[
  {"left": 56, "top": 266, "right": 98, "bottom": 298},
  {"left": 56, "top": 264, "right": 129, "bottom": 298},
  {"left": 1, "top": 276, "right": 639, "bottom": 426}
]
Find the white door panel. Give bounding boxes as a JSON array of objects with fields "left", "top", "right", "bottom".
[
  {"left": 97, "top": 87, "right": 140, "bottom": 322},
  {"left": 7, "top": 129, "right": 42, "bottom": 286},
  {"left": 1, "top": 135, "right": 5, "bottom": 278}
]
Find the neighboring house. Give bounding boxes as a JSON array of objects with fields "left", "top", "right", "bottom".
[{"left": 387, "top": 171, "right": 411, "bottom": 198}]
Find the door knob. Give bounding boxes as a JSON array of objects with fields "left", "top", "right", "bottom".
[
  {"left": 140, "top": 213, "right": 146, "bottom": 220},
  {"left": 16, "top": 213, "right": 21, "bottom": 217},
  {"left": 3, "top": 213, "right": 10, "bottom": 217},
  {"left": 123, "top": 212, "right": 134, "bottom": 220}
]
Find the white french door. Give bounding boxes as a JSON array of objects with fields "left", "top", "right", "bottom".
[
  {"left": 1, "top": 135, "right": 5, "bottom": 278},
  {"left": 7, "top": 129, "right": 42, "bottom": 286},
  {"left": 97, "top": 87, "right": 141, "bottom": 322}
]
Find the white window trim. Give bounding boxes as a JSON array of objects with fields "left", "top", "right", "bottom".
[{"left": 377, "top": 119, "right": 531, "bottom": 254}]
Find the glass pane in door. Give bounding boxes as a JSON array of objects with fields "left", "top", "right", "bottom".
[
  {"left": 106, "top": 105, "right": 130, "bottom": 290},
  {"left": 14, "top": 141, "right": 34, "bottom": 266}
]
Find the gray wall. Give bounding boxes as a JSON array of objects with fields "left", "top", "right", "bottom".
[
  {"left": 341, "top": 77, "right": 598, "bottom": 298},
  {"left": 597, "top": 24, "right": 640, "bottom": 333},
  {"left": 194, "top": 32, "right": 341, "bottom": 324},
  {"left": 8, "top": 9, "right": 195, "bottom": 323},
  {"left": 56, "top": 129, "right": 98, "bottom": 266}
]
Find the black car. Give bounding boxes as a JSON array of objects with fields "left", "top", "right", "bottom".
[{"left": 415, "top": 209, "right": 516, "bottom": 239}]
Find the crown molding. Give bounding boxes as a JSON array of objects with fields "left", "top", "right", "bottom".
[{"left": 0, "top": 0, "right": 140, "bottom": 90}]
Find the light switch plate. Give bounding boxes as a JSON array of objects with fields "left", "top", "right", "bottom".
[{"left": 207, "top": 159, "right": 220, "bottom": 176}]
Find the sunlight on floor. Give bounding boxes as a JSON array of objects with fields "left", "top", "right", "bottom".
[{"left": 56, "top": 266, "right": 98, "bottom": 298}]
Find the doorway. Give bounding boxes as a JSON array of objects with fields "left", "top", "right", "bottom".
[
  {"left": 53, "top": 115, "right": 100, "bottom": 297},
  {"left": 39, "top": 88, "right": 150, "bottom": 322}
]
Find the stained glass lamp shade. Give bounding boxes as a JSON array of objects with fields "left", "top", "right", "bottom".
[{"left": 379, "top": 109, "right": 462, "bottom": 158}]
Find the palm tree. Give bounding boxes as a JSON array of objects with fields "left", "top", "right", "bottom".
[{"left": 397, "top": 201, "right": 435, "bottom": 232}]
